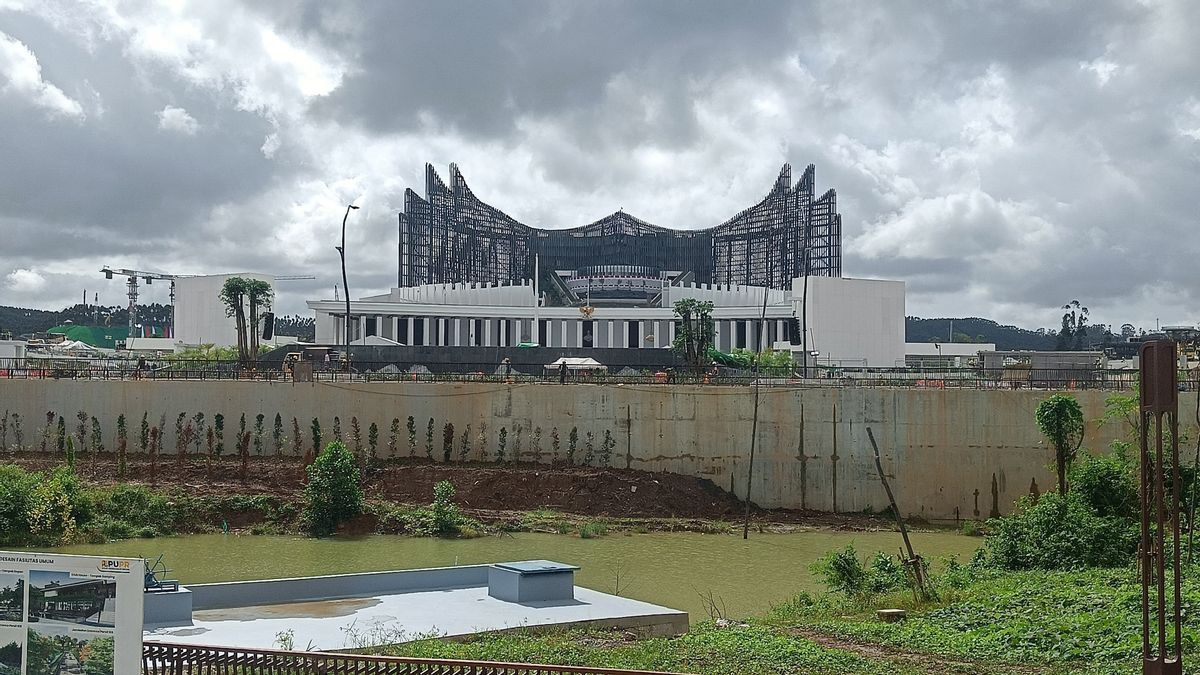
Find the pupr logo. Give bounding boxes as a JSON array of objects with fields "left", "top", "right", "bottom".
[{"left": 98, "top": 559, "right": 132, "bottom": 573}]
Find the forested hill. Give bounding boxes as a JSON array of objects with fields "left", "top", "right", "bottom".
[
  {"left": 0, "top": 305, "right": 59, "bottom": 337},
  {"left": 905, "top": 317, "right": 1061, "bottom": 350},
  {"left": 0, "top": 303, "right": 315, "bottom": 341}
]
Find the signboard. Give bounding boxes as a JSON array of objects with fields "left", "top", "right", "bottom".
[{"left": 0, "top": 551, "right": 143, "bottom": 675}]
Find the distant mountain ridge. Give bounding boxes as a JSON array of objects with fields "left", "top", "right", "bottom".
[
  {"left": 0, "top": 304, "right": 315, "bottom": 341},
  {"left": 905, "top": 316, "right": 1111, "bottom": 351},
  {"left": 0, "top": 303, "right": 1098, "bottom": 350}
]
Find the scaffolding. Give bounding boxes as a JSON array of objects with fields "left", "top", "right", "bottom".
[{"left": 398, "top": 162, "right": 842, "bottom": 290}]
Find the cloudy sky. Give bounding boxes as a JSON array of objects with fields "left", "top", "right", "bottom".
[{"left": 1, "top": 0, "right": 1197, "bottom": 331}]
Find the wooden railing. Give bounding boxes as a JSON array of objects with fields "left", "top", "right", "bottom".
[{"left": 142, "top": 642, "right": 688, "bottom": 674}]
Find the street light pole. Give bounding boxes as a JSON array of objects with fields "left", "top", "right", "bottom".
[{"left": 338, "top": 204, "right": 359, "bottom": 371}]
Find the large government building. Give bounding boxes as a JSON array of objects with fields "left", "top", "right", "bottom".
[{"left": 308, "top": 163, "right": 905, "bottom": 367}]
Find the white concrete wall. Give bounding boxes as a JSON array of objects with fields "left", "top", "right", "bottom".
[
  {"left": 0, "top": 341, "right": 26, "bottom": 359},
  {"left": 175, "top": 274, "right": 275, "bottom": 347},
  {"left": 906, "top": 343, "right": 996, "bottom": 357},
  {"left": 793, "top": 277, "right": 905, "bottom": 367},
  {"left": 0, "top": 379, "right": 1145, "bottom": 521}
]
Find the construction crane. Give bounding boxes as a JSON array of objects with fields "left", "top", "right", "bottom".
[
  {"left": 101, "top": 269, "right": 317, "bottom": 340},
  {"left": 100, "top": 267, "right": 185, "bottom": 336}
]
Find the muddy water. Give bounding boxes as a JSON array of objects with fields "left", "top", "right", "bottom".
[{"left": 51, "top": 530, "right": 979, "bottom": 618}]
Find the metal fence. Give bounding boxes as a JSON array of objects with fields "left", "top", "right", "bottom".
[
  {"left": 142, "top": 642, "right": 687, "bottom": 675},
  {"left": 0, "top": 357, "right": 1158, "bottom": 390}
]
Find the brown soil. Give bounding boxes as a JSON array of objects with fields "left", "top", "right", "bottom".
[
  {"left": 1, "top": 451, "right": 889, "bottom": 527},
  {"left": 789, "top": 628, "right": 1048, "bottom": 675}
]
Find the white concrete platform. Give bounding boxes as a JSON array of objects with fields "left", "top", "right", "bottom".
[{"left": 145, "top": 585, "right": 686, "bottom": 651}]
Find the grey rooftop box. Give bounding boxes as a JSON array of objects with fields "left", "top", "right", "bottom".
[{"left": 488, "top": 560, "right": 579, "bottom": 603}]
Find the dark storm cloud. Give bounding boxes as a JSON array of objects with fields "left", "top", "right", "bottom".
[
  {"left": 0, "top": 0, "right": 1197, "bottom": 330},
  {"left": 0, "top": 12, "right": 278, "bottom": 243},
  {"left": 310, "top": 0, "right": 802, "bottom": 142}
]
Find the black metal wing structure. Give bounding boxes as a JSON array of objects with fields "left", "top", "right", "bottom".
[{"left": 398, "top": 163, "right": 841, "bottom": 290}]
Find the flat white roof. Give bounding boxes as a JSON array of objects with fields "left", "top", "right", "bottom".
[{"left": 146, "top": 585, "right": 683, "bottom": 651}]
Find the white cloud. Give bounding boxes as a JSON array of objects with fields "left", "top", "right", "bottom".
[
  {"left": 5, "top": 268, "right": 46, "bottom": 292},
  {"left": 1080, "top": 57, "right": 1119, "bottom": 86},
  {"left": 1178, "top": 98, "right": 1200, "bottom": 141},
  {"left": 0, "top": 30, "right": 84, "bottom": 119},
  {"left": 157, "top": 105, "right": 198, "bottom": 134}
]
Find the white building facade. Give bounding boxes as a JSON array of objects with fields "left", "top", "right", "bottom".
[
  {"left": 307, "top": 276, "right": 905, "bottom": 367},
  {"left": 175, "top": 273, "right": 276, "bottom": 347}
]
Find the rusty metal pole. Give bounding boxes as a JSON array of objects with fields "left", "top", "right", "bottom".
[{"left": 1139, "top": 340, "right": 1182, "bottom": 675}]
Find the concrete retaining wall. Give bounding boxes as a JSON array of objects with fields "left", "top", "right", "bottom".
[
  {"left": 0, "top": 380, "right": 1158, "bottom": 519},
  {"left": 188, "top": 565, "right": 489, "bottom": 610}
]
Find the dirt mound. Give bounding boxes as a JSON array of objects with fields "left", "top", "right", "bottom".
[
  {"left": 1, "top": 452, "right": 746, "bottom": 520},
  {"left": 367, "top": 464, "right": 746, "bottom": 519}
]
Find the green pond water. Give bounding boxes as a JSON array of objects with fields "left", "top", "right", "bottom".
[{"left": 49, "top": 530, "right": 979, "bottom": 619}]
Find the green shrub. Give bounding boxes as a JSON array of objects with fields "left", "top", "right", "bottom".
[
  {"left": 28, "top": 466, "right": 87, "bottom": 546},
  {"left": 303, "top": 442, "right": 363, "bottom": 536},
  {"left": 812, "top": 544, "right": 868, "bottom": 597},
  {"left": 0, "top": 465, "right": 37, "bottom": 546},
  {"left": 579, "top": 521, "right": 608, "bottom": 539},
  {"left": 373, "top": 481, "right": 479, "bottom": 537},
  {"left": 810, "top": 544, "right": 916, "bottom": 600},
  {"left": 431, "top": 480, "right": 463, "bottom": 534},
  {"left": 89, "top": 484, "right": 175, "bottom": 537},
  {"left": 983, "top": 492, "right": 1137, "bottom": 570},
  {"left": 1070, "top": 452, "right": 1138, "bottom": 520}
]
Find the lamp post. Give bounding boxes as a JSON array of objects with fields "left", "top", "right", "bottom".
[{"left": 338, "top": 204, "right": 359, "bottom": 371}]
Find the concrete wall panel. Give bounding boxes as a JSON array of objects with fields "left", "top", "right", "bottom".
[{"left": 0, "top": 380, "right": 1152, "bottom": 520}]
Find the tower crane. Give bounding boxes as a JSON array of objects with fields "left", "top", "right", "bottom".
[{"left": 100, "top": 268, "right": 186, "bottom": 336}]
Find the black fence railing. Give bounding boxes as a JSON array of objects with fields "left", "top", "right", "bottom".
[
  {"left": 0, "top": 358, "right": 1158, "bottom": 390},
  {"left": 142, "top": 641, "right": 688, "bottom": 674}
]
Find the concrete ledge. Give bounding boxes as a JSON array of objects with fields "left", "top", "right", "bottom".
[
  {"left": 144, "top": 588, "right": 193, "bottom": 628},
  {"left": 188, "top": 565, "right": 489, "bottom": 610}
]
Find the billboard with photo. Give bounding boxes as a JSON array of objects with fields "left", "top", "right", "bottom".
[{"left": 0, "top": 552, "right": 143, "bottom": 675}]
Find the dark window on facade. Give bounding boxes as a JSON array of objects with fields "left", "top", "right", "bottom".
[
  {"left": 736, "top": 321, "right": 747, "bottom": 349},
  {"left": 413, "top": 319, "right": 425, "bottom": 346},
  {"left": 627, "top": 320, "right": 639, "bottom": 348}
]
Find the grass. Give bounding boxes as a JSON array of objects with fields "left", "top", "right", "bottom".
[
  {"left": 766, "top": 564, "right": 1188, "bottom": 673},
  {"left": 378, "top": 622, "right": 919, "bottom": 675},
  {"left": 366, "top": 562, "right": 1187, "bottom": 674}
]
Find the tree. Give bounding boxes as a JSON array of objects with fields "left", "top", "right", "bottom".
[
  {"left": 1036, "top": 394, "right": 1085, "bottom": 495},
  {"left": 245, "top": 279, "right": 274, "bottom": 361},
  {"left": 1056, "top": 300, "right": 1089, "bottom": 351},
  {"left": 219, "top": 277, "right": 250, "bottom": 365},
  {"left": 672, "top": 299, "right": 715, "bottom": 368},
  {"left": 303, "top": 441, "right": 363, "bottom": 536},
  {"left": 218, "top": 277, "right": 274, "bottom": 367}
]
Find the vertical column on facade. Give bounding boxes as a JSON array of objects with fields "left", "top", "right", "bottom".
[
  {"left": 407, "top": 318, "right": 415, "bottom": 345},
  {"left": 423, "top": 318, "right": 432, "bottom": 346}
]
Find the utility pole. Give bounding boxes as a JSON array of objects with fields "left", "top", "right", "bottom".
[{"left": 338, "top": 204, "right": 359, "bottom": 370}]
